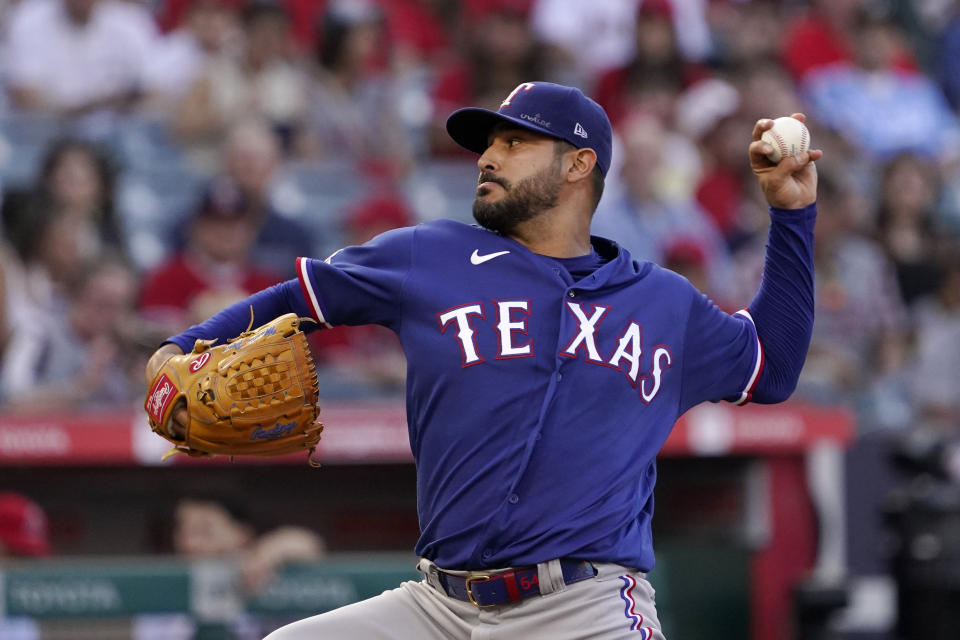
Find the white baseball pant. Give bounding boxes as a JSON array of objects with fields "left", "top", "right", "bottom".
[{"left": 263, "top": 558, "right": 666, "bottom": 639}]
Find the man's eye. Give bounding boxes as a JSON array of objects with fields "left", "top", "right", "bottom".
[{"left": 509, "top": 139, "right": 522, "bottom": 147}]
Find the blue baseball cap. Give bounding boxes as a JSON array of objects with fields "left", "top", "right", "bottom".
[{"left": 446, "top": 81, "right": 613, "bottom": 177}]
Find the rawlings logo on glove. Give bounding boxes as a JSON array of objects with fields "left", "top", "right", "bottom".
[
  {"left": 144, "top": 314, "right": 324, "bottom": 464},
  {"left": 146, "top": 374, "right": 178, "bottom": 423}
]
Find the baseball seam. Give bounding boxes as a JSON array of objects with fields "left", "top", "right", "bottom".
[{"left": 770, "top": 131, "right": 788, "bottom": 160}]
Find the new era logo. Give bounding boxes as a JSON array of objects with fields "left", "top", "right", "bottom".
[{"left": 574, "top": 123, "right": 588, "bottom": 138}]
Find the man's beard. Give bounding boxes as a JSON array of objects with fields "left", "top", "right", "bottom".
[{"left": 473, "top": 162, "right": 563, "bottom": 235}]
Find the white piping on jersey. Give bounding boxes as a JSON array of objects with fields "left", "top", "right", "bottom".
[
  {"left": 732, "top": 309, "right": 763, "bottom": 406},
  {"left": 297, "top": 257, "right": 333, "bottom": 329}
]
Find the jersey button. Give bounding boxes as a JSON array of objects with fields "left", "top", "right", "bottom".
[
  {"left": 508, "top": 494, "right": 519, "bottom": 504},
  {"left": 568, "top": 290, "right": 576, "bottom": 298},
  {"left": 556, "top": 372, "right": 563, "bottom": 382},
  {"left": 482, "top": 549, "right": 493, "bottom": 559}
]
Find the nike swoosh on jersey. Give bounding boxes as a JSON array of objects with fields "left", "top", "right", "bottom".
[{"left": 470, "top": 249, "right": 511, "bottom": 265}]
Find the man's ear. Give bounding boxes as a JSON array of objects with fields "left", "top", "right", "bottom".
[{"left": 567, "top": 148, "right": 598, "bottom": 184}]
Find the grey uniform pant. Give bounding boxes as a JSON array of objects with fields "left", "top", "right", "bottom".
[{"left": 264, "top": 558, "right": 666, "bottom": 639}]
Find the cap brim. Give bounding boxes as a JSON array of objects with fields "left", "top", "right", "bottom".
[{"left": 446, "top": 107, "right": 560, "bottom": 155}]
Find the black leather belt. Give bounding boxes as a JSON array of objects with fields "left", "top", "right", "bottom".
[{"left": 435, "top": 559, "right": 597, "bottom": 607}]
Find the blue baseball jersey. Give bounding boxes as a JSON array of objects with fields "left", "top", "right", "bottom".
[{"left": 295, "top": 219, "right": 765, "bottom": 572}]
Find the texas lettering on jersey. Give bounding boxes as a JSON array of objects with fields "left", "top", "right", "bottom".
[
  {"left": 292, "top": 219, "right": 771, "bottom": 571},
  {"left": 438, "top": 299, "right": 672, "bottom": 403}
]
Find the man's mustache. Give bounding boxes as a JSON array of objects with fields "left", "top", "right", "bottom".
[{"left": 478, "top": 172, "right": 510, "bottom": 190}]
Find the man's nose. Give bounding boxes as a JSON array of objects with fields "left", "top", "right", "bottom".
[{"left": 477, "top": 144, "right": 501, "bottom": 172}]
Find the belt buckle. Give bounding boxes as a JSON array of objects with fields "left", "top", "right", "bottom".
[{"left": 464, "top": 574, "right": 496, "bottom": 608}]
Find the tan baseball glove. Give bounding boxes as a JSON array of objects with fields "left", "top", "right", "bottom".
[{"left": 144, "top": 313, "right": 323, "bottom": 464}]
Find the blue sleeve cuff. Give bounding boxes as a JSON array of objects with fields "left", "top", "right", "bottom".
[
  {"left": 164, "top": 279, "right": 313, "bottom": 352},
  {"left": 769, "top": 202, "right": 817, "bottom": 219}
]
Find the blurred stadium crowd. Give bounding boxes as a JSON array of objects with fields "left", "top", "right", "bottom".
[{"left": 0, "top": 0, "right": 958, "bottom": 440}]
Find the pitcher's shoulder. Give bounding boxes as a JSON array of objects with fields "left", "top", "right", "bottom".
[{"left": 414, "top": 219, "right": 504, "bottom": 246}]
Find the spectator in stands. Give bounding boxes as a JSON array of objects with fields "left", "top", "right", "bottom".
[
  {"left": 794, "top": 174, "right": 908, "bottom": 405},
  {"left": 709, "top": 0, "right": 785, "bottom": 70},
  {"left": 459, "top": 0, "right": 543, "bottom": 111},
  {"left": 219, "top": 119, "right": 316, "bottom": 276},
  {"left": 684, "top": 65, "right": 809, "bottom": 244},
  {"left": 780, "top": 0, "right": 859, "bottom": 81},
  {"left": 163, "top": 119, "right": 317, "bottom": 280},
  {"left": 532, "top": 0, "right": 712, "bottom": 86},
  {"left": 593, "top": 0, "right": 710, "bottom": 127},
  {"left": 0, "top": 491, "right": 51, "bottom": 557},
  {"left": 802, "top": 11, "right": 960, "bottom": 162},
  {"left": 172, "top": 0, "right": 309, "bottom": 172},
  {"left": 298, "top": 0, "right": 412, "bottom": 173},
  {"left": 0, "top": 193, "right": 99, "bottom": 327},
  {"left": 0, "top": 256, "right": 139, "bottom": 411},
  {"left": 672, "top": 78, "right": 747, "bottom": 242},
  {"left": 135, "top": 493, "right": 325, "bottom": 640},
  {"left": 309, "top": 195, "right": 410, "bottom": 397},
  {"left": 593, "top": 112, "right": 733, "bottom": 300},
  {"left": 875, "top": 153, "right": 948, "bottom": 306},
  {"left": 428, "top": 0, "right": 545, "bottom": 157},
  {"left": 36, "top": 138, "right": 123, "bottom": 254},
  {"left": 1, "top": 0, "right": 158, "bottom": 134},
  {"left": 381, "top": 0, "right": 454, "bottom": 69},
  {"left": 140, "top": 178, "right": 285, "bottom": 333},
  {"left": 140, "top": 0, "right": 242, "bottom": 114},
  {"left": 734, "top": 62, "right": 807, "bottom": 125},
  {"left": 173, "top": 494, "right": 325, "bottom": 593},
  {"left": 528, "top": 0, "right": 640, "bottom": 87},
  {"left": 0, "top": 492, "right": 49, "bottom": 639},
  {"left": 908, "top": 250, "right": 960, "bottom": 435},
  {"left": 0, "top": 142, "right": 126, "bottom": 325}
]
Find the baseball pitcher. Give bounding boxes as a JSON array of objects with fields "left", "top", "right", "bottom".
[{"left": 145, "top": 82, "right": 819, "bottom": 639}]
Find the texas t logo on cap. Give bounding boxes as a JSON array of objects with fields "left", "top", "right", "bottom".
[
  {"left": 501, "top": 82, "right": 535, "bottom": 107},
  {"left": 446, "top": 81, "right": 613, "bottom": 177}
]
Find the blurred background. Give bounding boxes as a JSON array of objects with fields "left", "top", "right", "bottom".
[{"left": 0, "top": 0, "right": 959, "bottom": 638}]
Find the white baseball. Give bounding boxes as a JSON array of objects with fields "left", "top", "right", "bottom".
[{"left": 760, "top": 116, "right": 810, "bottom": 163}]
